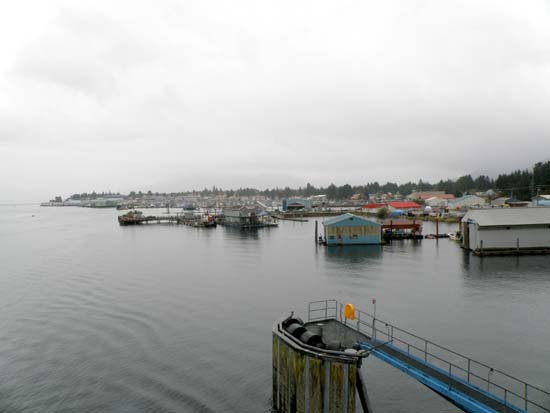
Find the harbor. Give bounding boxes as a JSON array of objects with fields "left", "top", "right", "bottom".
[
  {"left": 3, "top": 204, "right": 550, "bottom": 412},
  {"left": 7, "top": 1, "right": 550, "bottom": 410}
]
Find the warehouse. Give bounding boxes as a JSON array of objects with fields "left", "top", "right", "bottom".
[
  {"left": 448, "top": 195, "right": 486, "bottom": 210},
  {"left": 461, "top": 208, "right": 550, "bottom": 255},
  {"left": 323, "top": 213, "right": 381, "bottom": 245}
]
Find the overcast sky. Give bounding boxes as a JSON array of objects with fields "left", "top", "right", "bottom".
[{"left": 1, "top": 0, "right": 549, "bottom": 202}]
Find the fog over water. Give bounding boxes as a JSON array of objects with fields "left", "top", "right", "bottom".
[{"left": 1, "top": 205, "right": 549, "bottom": 411}]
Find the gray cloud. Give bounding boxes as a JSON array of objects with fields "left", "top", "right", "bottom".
[{"left": 1, "top": 0, "right": 550, "bottom": 202}]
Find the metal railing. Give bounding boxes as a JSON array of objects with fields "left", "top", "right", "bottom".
[{"left": 307, "top": 299, "right": 550, "bottom": 412}]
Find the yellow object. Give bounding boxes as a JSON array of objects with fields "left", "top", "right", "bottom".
[{"left": 344, "top": 303, "right": 355, "bottom": 320}]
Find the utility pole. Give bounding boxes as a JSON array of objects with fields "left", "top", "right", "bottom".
[{"left": 530, "top": 166, "right": 536, "bottom": 199}]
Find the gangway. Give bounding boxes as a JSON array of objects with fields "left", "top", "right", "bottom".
[{"left": 307, "top": 299, "right": 550, "bottom": 413}]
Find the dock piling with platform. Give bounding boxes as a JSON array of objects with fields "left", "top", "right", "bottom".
[
  {"left": 272, "top": 311, "right": 372, "bottom": 413},
  {"left": 288, "top": 299, "right": 550, "bottom": 413}
]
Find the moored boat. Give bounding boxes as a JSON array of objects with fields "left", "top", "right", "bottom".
[{"left": 118, "top": 210, "right": 144, "bottom": 225}]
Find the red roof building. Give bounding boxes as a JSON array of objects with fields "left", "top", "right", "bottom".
[
  {"left": 387, "top": 201, "right": 422, "bottom": 209},
  {"left": 361, "top": 203, "right": 386, "bottom": 209}
]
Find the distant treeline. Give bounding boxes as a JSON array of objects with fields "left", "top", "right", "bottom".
[{"left": 70, "top": 160, "right": 550, "bottom": 201}]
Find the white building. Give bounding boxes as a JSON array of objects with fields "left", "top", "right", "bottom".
[
  {"left": 491, "top": 197, "right": 510, "bottom": 207},
  {"left": 425, "top": 196, "right": 449, "bottom": 208},
  {"left": 448, "top": 195, "right": 486, "bottom": 210},
  {"left": 461, "top": 208, "right": 550, "bottom": 253},
  {"left": 532, "top": 195, "right": 550, "bottom": 207}
]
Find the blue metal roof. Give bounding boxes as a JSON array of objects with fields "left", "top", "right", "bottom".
[{"left": 323, "top": 213, "right": 380, "bottom": 227}]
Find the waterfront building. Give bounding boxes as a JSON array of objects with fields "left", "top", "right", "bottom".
[
  {"left": 425, "top": 196, "right": 449, "bottom": 208},
  {"left": 532, "top": 194, "right": 550, "bottom": 207},
  {"left": 281, "top": 198, "right": 312, "bottom": 211},
  {"left": 361, "top": 202, "right": 386, "bottom": 213},
  {"left": 387, "top": 201, "right": 422, "bottom": 210},
  {"left": 408, "top": 191, "right": 454, "bottom": 201},
  {"left": 461, "top": 207, "right": 550, "bottom": 253},
  {"left": 323, "top": 213, "right": 381, "bottom": 245},
  {"left": 447, "top": 195, "right": 486, "bottom": 210},
  {"left": 222, "top": 206, "right": 276, "bottom": 228}
]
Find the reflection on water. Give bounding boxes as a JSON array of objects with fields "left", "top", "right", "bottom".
[
  {"left": 324, "top": 244, "right": 383, "bottom": 263},
  {"left": 462, "top": 253, "right": 550, "bottom": 283}
]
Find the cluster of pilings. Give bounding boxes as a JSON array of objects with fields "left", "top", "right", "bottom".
[{"left": 272, "top": 315, "right": 371, "bottom": 412}]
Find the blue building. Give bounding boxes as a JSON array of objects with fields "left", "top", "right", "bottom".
[{"left": 323, "top": 213, "right": 382, "bottom": 245}]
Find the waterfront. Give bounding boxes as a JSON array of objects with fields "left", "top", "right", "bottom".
[{"left": 1, "top": 205, "right": 549, "bottom": 412}]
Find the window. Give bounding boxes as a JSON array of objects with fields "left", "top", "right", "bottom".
[
  {"left": 350, "top": 234, "right": 358, "bottom": 239},
  {"left": 329, "top": 235, "right": 335, "bottom": 240}
]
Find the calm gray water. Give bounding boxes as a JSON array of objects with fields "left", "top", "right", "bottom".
[{"left": 1, "top": 205, "right": 549, "bottom": 412}]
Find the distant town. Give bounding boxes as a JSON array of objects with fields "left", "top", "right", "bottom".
[{"left": 41, "top": 159, "right": 550, "bottom": 217}]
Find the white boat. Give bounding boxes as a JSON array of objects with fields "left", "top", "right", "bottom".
[{"left": 447, "top": 231, "right": 461, "bottom": 241}]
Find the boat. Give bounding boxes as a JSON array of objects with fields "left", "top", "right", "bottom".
[
  {"left": 118, "top": 210, "right": 144, "bottom": 225},
  {"left": 198, "top": 214, "right": 217, "bottom": 228},
  {"left": 448, "top": 231, "right": 461, "bottom": 241}
]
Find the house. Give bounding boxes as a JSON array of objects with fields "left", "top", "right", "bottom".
[
  {"left": 408, "top": 191, "right": 454, "bottom": 201},
  {"left": 222, "top": 206, "right": 270, "bottom": 228},
  {"left": 408, "top": 191, "right": 445, "bottom": 200},
  {"left": 447, "top": 195, "right": 486, "bottom": 210},
  {"left": 461, "top": 208, "right": 550, "bottom": 254},
  {"left": 323, "top": 213, "right": 381, "bottom": 245},
  {"left": 425, "top": 197, "right": 449, "bottom": 208},
  {"left": 532, "top": 195, "right": 550, "bottom": 207}
]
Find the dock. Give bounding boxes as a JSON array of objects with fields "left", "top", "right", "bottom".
[
  {"left": 118, "top": 213, "right": 182, "bottom": 225},
  {"left": 271, "top": 213, "right": 309, "bottom": 222},
  {"left": 305, "top": 300, "right": 550, "bottom": 413},
  {"left": 381, "top": 219, "right": 423, "bottom": 240}
]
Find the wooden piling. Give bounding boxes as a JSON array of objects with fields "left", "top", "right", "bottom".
[
  {"left": 273, "top": 322, "right": 359, "bottom": 412},
  {"left": 315, "top": 220, "right": 318, "bottom": 243}
]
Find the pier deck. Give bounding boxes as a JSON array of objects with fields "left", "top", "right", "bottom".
[
  {"left": 118, "top": 214, "right": 182, "bottom": 225},
  {"left": 307, "top": 300, "right": 550, "bottom": 413}
]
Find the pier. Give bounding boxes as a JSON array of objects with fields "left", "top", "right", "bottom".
[
  {"left": 303, "top": 300, "right": 550, "bottom": 413},
  {"left": 118, "top": 213, "right": 183, "bottom": 225},
  {"left": 382, "top": 219, "right": 423, "bottom": 240}
]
